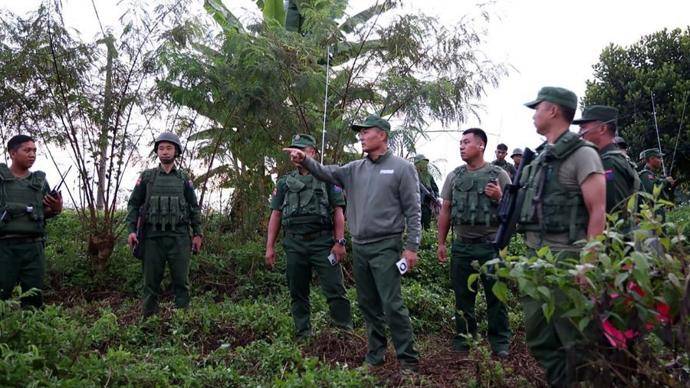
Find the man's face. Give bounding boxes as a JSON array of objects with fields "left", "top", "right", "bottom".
[
  {"left": 648, "top": 155, "right": 662, "bottom": 170},
  {"left": 532, "top": 101, "right": 554, "bottom": 134},
  {"left": 460, "top": 133, "right": 483, "bottom": 162},
  {"left": 495, "top": 148, "right": 507, "bottom": 161},
  {"left": 578, "top": 121, "right": 603, "bottom": 144},
  {"left": 157, "top": 142, "right": 177, "bottom": 164},
  {"left": 9, "top": 140, "right": 37, "bottom": 169},
  {"left": 358, "top": 127, "right": 385, "bottom": 153},
  {"left": 512, "top": 154, "right": 522, "bottom": 166}
]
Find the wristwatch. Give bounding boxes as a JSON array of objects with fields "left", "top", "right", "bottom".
[{"left": 336, "top": 238, "right": 347, "bottom": 246}]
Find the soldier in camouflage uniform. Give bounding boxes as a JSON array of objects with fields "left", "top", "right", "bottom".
[
  {"left": 0, "top": 135, "right": 63, "bottom": 308},
  {"left": 126, "top": 132, "right": 203, "bottom": 317},
  {"left": 265, "top": 134, "right": 352, "bottom": 339},
  {"left": 510, "top": 148, "right": 523, "bottom": 170},
  {"left": 491, "top": 143, "right": 517, "bottom": 179},
  {"left": 437, "top": 128, "right": 512, "bottom": 356},
  {"left": 519, "top": 87, "right": 606, "bottom": 386},
  {"left": 413, "top": 154, "right": 439, "bottom": 230},
  {"left": 639, "top": 148, "right": 677, "bottom": 199},
  {"left": 575, "top": 105, "right": 640, "bottom": 213}
]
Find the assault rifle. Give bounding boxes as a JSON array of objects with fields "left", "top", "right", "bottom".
[
  {"left": 132, "top": 212, "right": 145, "bottom": 260},
  {"left": 419, "top": 182, "right": 441, "bottom": 216},
  {"left": 493, "top": 147, "right": 536, "bottom": 249},
  {"left": 132, "top": 173, "right": 157, "bottom": 260}
]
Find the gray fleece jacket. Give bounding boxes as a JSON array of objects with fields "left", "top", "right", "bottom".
[{"left": 302, "top": 150, "right": 422, "bottom": 251}]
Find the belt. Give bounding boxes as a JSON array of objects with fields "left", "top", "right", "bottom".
[
  {"left": 285, "top": 229, "right": 332, "bottom": 241},
  {"left": 0, "top": 235, "right": 44, "bottom": 243},
  {"left": 457, "top": 235, "right": 495, "bottom": 244}
]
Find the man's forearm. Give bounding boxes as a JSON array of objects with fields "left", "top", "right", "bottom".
[
  {"left": 333, "top": 207, "right": 345, "bottom": 240},
  {"left": 587, "top": 206, "right": 606, "bottom": 239},
  {"left": 437, "top": 205, "right": 451, "bottom": 245},
  {"left": 266, "top": 210, "right": 282, "bottom": 248}
]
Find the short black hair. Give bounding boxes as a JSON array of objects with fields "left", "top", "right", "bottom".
[
  {"left": 7, "top": 135, "right": 35, "bottom": 152},
  {"left": 462, "top": 127, "right": 487, "bottom": 147},
  {"left": 558, "top": 105, "right": 576, "bottom": 123},
  {"left": 496, "top": 143, "right": 508, "bottom": 151}
]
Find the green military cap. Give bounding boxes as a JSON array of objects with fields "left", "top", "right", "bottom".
[
  {"left": 572, "top": 105, "right": 618, "bottom": 125},
  {"left": 350, "top": 114, "right": 391, "bottom": 132},
  {"left": 413, "top": 154, "right": 429, "bottom": 163},
  {"left": 524, "top": 86, "right": 578, "bottom": 110},
  {"left": 510, "top": 148, "right": 523, "bottom": 157},
  {"left": 639, "top": 148, "right": 664, "bottom": 160},
  {"left": 290, "top": 134, "right": 317, "bottom": 149}
]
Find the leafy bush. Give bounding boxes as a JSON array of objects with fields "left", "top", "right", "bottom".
[{"left": 487, "top": 194, "right": 690, "bottom": 385}]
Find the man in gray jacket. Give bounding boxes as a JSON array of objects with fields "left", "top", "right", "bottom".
[{"left": 284, "top": 114, "right": 421, "bottom": 371}]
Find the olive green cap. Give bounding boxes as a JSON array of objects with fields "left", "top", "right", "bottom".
[
  {"left": 413, "top": 154, "right": 429, "bottom": 163},
  {"left": 524, "top": 86, "right": 578, "bottom": 110},
  {"left": 290, "top": 134, "right": 317, "bottom": 149},
  {"left": 639, "top": 148, "right": 664, "bottom": 160},
  {"left": 572, "top": 105, "right": 618, "bottom": 125},
  {"left": 350, "top": 114, "right": 391, "bottom": 132}
]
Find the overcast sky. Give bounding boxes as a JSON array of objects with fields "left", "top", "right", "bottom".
[{"left": 3, "top": 0, "right": 689, "bottom": 193}]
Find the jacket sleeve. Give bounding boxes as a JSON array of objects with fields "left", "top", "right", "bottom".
[
  {"left": 126, "top": 173, "right": 147, "bottom": 234},
  {"left": 301, "top": 157, "right": 349, "bottom": 188},
  {"left": 400, "top": 162, "right": 422, "bottom": 251}
]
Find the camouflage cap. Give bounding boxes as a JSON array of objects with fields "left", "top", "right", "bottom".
[
  {"left": 524, "top": 86, "right": 578, "bottom": 110},
  {"left": 639, "top": 148, "right": 664, "bottom": 160},
  {"left": 350, "top": 114, "right": 391, "bottom": 132},
  {"left": 413, "top": 154, "right": 429, "bottom": 163},
  {"left": 510, "top": 148, "right": 523, "bottom": 157},
  {"left": 290, "top": 134, "right": 317, "bottom": 149},
  {"left": 572, "top": 105, "right": 618, "bottom": 125}
]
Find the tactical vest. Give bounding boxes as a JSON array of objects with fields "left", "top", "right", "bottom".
[
  {"left": 518, "top": 132, "right": 592, "bottom": 243},
  {"left": 143, "top": 168, "right": 190, "bottom": 231},
  {"left": 602, "top": 148, "right": 641, "bottom": 192},
  {"left": 280, "top": 172, "right": 332, "bottom": 227},
  {"left": 450, "top": 164, "right": 501, "bottom": 227},
  {"left": 0, "top": 163, "right": 46, "bottom": 236}
]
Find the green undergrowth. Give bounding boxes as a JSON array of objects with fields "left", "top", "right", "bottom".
[{"left": 6, "top": 203, "right": 690, "bottom": 385}]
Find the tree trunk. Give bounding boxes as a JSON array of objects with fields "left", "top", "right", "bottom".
[{"left": 96, "top": 35, "right": 116, "bottom": 210}]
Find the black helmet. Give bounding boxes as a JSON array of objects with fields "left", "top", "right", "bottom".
[{"left": 154, "top": 132, "right": 182, "bottom": 155}]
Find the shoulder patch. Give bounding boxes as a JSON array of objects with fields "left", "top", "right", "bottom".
[
  {"left": 605, "top": 169, "right": 614, "bottom": 181},
  {"left": 333, "top": 185, "right": 343, "bottom": 193}
]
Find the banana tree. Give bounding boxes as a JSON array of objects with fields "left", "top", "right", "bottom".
[{"left": 157, "top": 0, "right": 507, "bottom": 237}]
